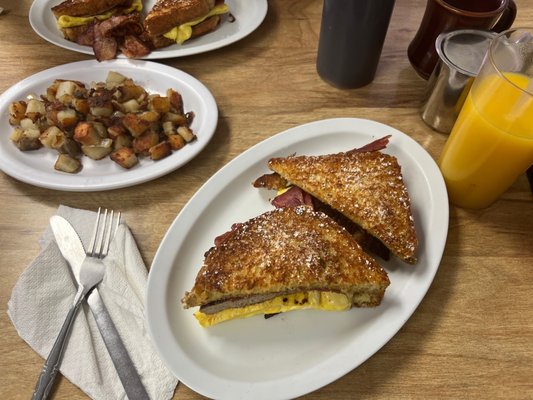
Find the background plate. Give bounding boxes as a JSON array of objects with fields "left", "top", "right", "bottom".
[
  {"left": 146, "top": 118, "right": 449, "bottom": 400},
  {"left": 29, "top": 0, "right": 268, "bottom": 59},
  {"left": 0, "top": 59, "right": 218, "bottom": 191}
]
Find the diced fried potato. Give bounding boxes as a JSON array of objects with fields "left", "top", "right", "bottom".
[
  {"left": 113, "top": 134, "right": 132, "bottom": 150},
  {"left": 138, "top": 110, "right": 160, "bottom": 122},
  {"left": 133, "top": 131, "right": 159, "bottom": 155},
  {"left": 45, "top": 81, "right": 60, "bottom": 102},
  {"left": 59, "top": 138, "right": 82, "bottom": 157},
  {"left": 81, "top": 138, "right": 113, "bottom": 160},
  {"left": 56, "top": 81, "right": 78, "bottom": 104},
  {"left": 106, "top": 71, "right": 127, "bottom": 86},
  {"left": 74, "top": 122, "right": 102, "bottom": 145},
  {"left": 122, "top": 113, "right": 150, "bottom": 137},
  {"left": 8, "top": 101, "right": 27, "bottom": 125},
  {"left": 90, "top": 105, "right": 114, "bottom": 117},
  {"left": 57, "top": 108, "right": 78, "bottom": 129},
  {"left": 118, "top": 83, "right": 147, "bottom": 102},
  {"left": 107, "top": 124, "right": 127, "bottom": 139},
  {"left": 167, "top": 89, "right": 183, "bottom": 114},
  {"left": 110, "top": 147, "right": 138, "bottom": 169},
  {"left": 39, "top": 126, "right": 66, "bottom": 149},
  {"left": 177, "top": 126, "right": 196, "bottom": 142},
  {"left": 20, "top": 118, "right": 39, "bottom": 131},
  {"left": 167, "top": 134, "right": 186, "bottom": 150},
  {"left": 54, "top": 154, "right": 82, "bottom": 173},
  {"left": 10, "top": 127, "right": 24, "bottom": 143},
  {"left": 89, "top": 89, "right": 113, "bottom": 117},
  {"left": 26, "top": 99, "right": 46, "bottom": 114},
  {"left": 45, "top": 104, "right": 61, "bottom": 126},
  {"left": 25, "top": 99, "right": 46, "bottom": 121},
  {"left": 121, "top": 99, "right": 141, "bottom": 113},
  {"left": 161, "top": 112, "right": 187, "bottom": 125},
  {"left": 148, "top": 95, "right": 171, "bottom": 113},
  {"left": 72, "top": 98, "right": 90, "bottom": 115},
  {"left": 93, "top": 122, "right": 108, "bottom": 138},
  {"left": 162, "top": 121, "right": 175, "bottom": 136},
  {"left": 10, "top": 127, "right": 42, "bottom": 151},
  {"left": 149, "top": 141, "right": 171, "bottom": 160}
]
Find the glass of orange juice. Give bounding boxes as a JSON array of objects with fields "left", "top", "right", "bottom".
[{"left": 438, "top": 28, "right": 533, "bottom": 209}]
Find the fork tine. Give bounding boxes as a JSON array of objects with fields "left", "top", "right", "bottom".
[
  {"left": 86, "top": 208, "right": 121, "bottom": 258},
  {"left": 94, "top": 208, "right": 108, "bottom": 257},
  {"left": 101, "top": 210, "right": 121, "bottom": 257},
  {"left": 87, "top": 207, "right": 102, "bottom": 257}
]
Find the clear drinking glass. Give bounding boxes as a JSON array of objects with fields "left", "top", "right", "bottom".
[{"left": 438, "top": 28, "right": 533, "bottom": 209}]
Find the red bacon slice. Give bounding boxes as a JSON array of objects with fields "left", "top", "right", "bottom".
[
  {"left": 120, "top": 35, "right": 151, "bottom": 58},
  {"left": 271, "top": 186, "right": 314, "bottom": 208},
  {"left": 346, "top": 135, "right": 391, "bottom": 155},
  {"left": 93, "top": 35, "right": 118, "bottom": 61}
]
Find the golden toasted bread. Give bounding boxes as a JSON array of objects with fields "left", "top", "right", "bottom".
[
  {"left": 182, "top": 206, "right": 390, "bottom": 316},
  {"left": 144, "top": 0, "right": 216, "bottom": 36},
  {"left": 51, "top": 0, "right": 131, "bottom": 18},
  {"left": 266, "top": 149, "right": 418, "bottom": 264}
]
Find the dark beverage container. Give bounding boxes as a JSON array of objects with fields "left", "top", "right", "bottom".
[{"left": 316, "top": 0, "right": 396, "bottom": 89}]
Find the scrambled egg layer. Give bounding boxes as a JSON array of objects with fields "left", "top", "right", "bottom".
[
  {"left": 163, "top": 3, "right": 229, "bottom": 44},
  {"left": 57, "top": 0, "right": 143, "bottom": 28},
  {"left": 195, "top": 291, "right": 351, "bottom": 327}
]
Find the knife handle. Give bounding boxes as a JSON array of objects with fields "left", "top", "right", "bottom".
[
  {"left": 87, "top": 288, "right": 150, "bottom": 400},
  {"left": 32, "top": 291, "right": 84, "bottom": 400}
]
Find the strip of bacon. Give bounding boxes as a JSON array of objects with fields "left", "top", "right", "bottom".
[
  {"left": 271, "top": 186, "right": 314, "bottom": 208},
  {"left": 346, "top": 135, "right": 391, "bottom": 155},
  {"left": 120, "top": 35, "right": 151, "bottom": 58}
]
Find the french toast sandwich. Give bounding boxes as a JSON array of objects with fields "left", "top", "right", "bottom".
[
  {"left": 253, "top": 137, "right": 419, "bottom": 264},
  {"left": 182, "top": 206, "right": 390, "bottom": 327},
  {"left": 51, "top": 0, "right": 143, "bottom": 42},
  {"left": 144, "top": 0, "right": 229, "bottom": 47}
]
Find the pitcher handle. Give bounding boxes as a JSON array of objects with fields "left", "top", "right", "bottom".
[{"left": 492, "top": 0, "right": 517, "bottom": 33}]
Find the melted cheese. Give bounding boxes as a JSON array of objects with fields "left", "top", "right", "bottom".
[
  {"left": 57, "top": 0, "right": 142, "bottom": 28},
  {"left": 276, "top": 185, "right": 292, "bottom": 196},
  {"left": 163, "top": 3, "right": 229, "bottom": 44},
  {"left": 195, "top": 291, "right": 351, "bottom": 327}
]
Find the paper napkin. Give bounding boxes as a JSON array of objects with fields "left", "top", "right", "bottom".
[{"left": 8, "top": 205, "right": 178, "bottom": 400}]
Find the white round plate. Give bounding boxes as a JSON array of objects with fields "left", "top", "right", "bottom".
[
  {"left": 0, "top": 59, "right": 217, "bottom": 191},
  {"left": 29, "top": 0, "right": 268, "bottom": 59},
  {"left": 146, "top": 118, "right": 449, "bottom": 400}
]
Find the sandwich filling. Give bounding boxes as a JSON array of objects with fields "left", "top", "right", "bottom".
[
  {"left": 56, "top": 0, "right": 143, "bottom": 28},
  {"left": 195, "top": 291, "right": 351, "bottom": 327},
  {"left": 163, "top": 3, "right": 229, "bottom": 44}
]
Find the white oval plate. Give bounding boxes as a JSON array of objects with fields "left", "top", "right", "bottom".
[
  {"left": 146, "top": 118, "right": 449, "bottom": 400},
  {"left": 29, "top": 0, "right": 268, "bottom": 59},
  {"left": 0, "top": 59, "right": 217, "bottom": 191}
]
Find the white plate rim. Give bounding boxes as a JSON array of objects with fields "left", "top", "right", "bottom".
[
  {"left": 145, "top": 117, "right": 449, "bottom": 400},
  {"left": 29, "top": 0, "right": 268, "bottom": 59},
  {"left": 0, "top": 59, "right": 218, "bottom": 191}
]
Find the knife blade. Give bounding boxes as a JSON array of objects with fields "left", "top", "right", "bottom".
[{"left": 50, "top": 216, "right": 149, "bottom": 400}]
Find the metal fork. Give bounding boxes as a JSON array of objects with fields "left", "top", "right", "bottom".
[{"left": 32, "top": 209, "right": 119, "bottom": 400}]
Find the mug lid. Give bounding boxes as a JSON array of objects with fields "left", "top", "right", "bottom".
[{"left": 436, "top": 29, "right": 497, "bottom": 76}]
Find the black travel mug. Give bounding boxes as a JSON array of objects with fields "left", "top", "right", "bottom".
[{"left": 316, "top": 0, "right": 396, "bottom": 89}]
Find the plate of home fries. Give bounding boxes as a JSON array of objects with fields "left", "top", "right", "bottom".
[{"left": 0, "top": 59, "right": 217, "bottom": 191}]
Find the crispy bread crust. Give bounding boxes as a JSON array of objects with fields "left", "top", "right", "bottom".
[
  {"left": 51, "top": 0, "right": 131, "bottom": 18},
  {"left": 182, "top": 206, "right": 389, "bottom": 309},
  {"left": 144, "top": 0, "right": 216, "bottom": 36},
  {"left": 268, "top": 151, "right": 419, "bottom": 264}
]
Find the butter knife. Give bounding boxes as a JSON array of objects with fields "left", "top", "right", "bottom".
[{"left": 50, "top": 216, "right": 149, "bottom": 400}]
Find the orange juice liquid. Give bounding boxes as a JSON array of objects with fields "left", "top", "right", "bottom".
[{"left": 438, "top": 72, "right": 533, "bottom": 209}]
